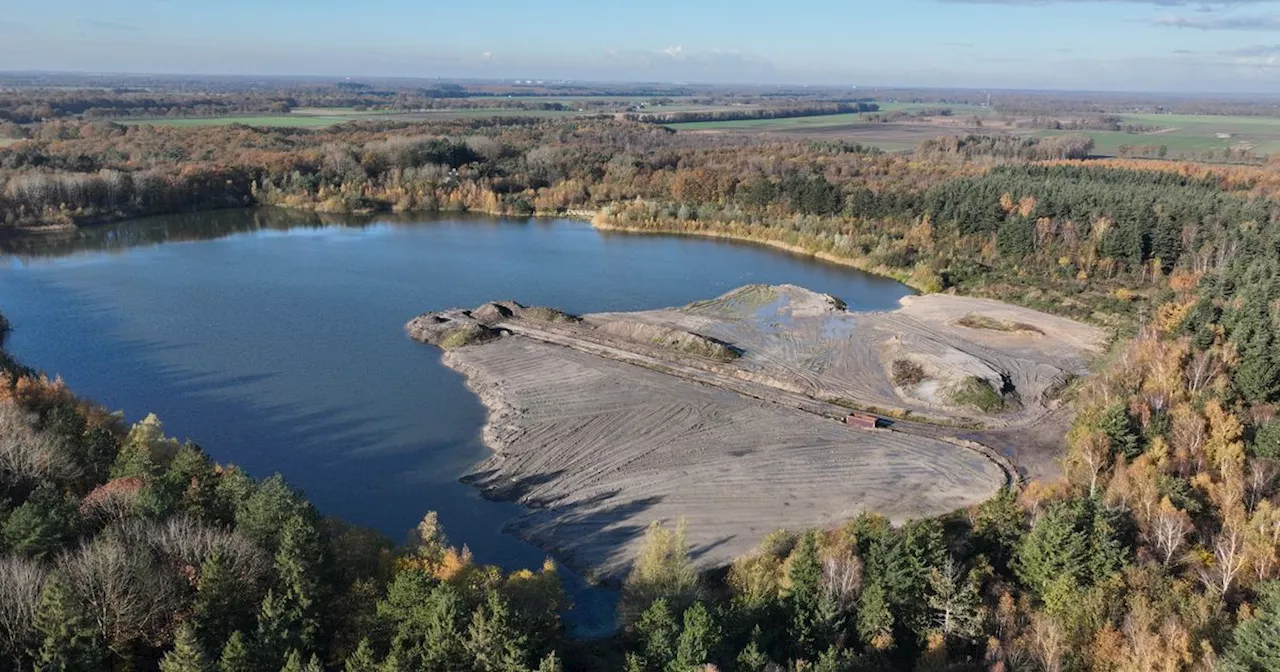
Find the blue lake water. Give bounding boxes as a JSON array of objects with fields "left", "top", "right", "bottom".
[{"left": 0, "top": 208, "right": 911, "bottom": 634}]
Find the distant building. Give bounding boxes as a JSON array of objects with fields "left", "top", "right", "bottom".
[{"left": 845, "top": 412, "right": 880, "bottom": 430}]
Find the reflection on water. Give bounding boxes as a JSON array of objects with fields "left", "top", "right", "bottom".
[{"left": 0, "top": 208, "right": 912, "bottom": 636}]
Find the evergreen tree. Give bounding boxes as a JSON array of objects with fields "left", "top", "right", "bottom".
[
  {"left": 1014, "top": 501, "right": 1089, "bottom": 597},
  {"left": 1253, "top": 420, "right": 1280, "bottom": 460},
  {"left": 736, "top": 638, "right": 771, "bottom": 672},
  {"left": 277, "top": 516, "right": 325, "bottom": 639},
  {"left": 33, "top": 573, "right": 102, "bottom": 672},
  {"left": 160, "top": 622, "right": 211, "bottom": 672},
  {"left": 344, "top": 638, "right": 378, "bottom": 672},
  {"left": 255, "top": 589, "right": 291, "bottom": 672},
  {"left": 466, "top": 590, "right": 530, "bottom": 672},
  {"left": 193, "top": 550, "right": 253, "bottom": 654},
  {"left": 1222, "top": 581, "right": 1280, "bottom": 671},
  {"left": 2, "top": 486, "right": 80, "bottom": 561},
  {"left": 1099, "top": 403, "right": 1140, "bottom": 459},
  {"left": 971, "top": 487, "right": 1025, "bottom": 570},
  {"left": 536, "top": 651, "right": 563, "bottom": 672},
  {"left": 672, "top": 602, "right": 721, "bottom": 672},
  {"left": 786, "top": 531, "right": 824, "bottom": 660},
  {"left": 855, "top": 581, "right": 894, "bottom": 650},
  {"left": 218, "top": 632, "right": 253, "bottom": 672},
  {"left": 635, "top": 598, "right": 679, "bottom": 670},
  {"left": 280, "top": 649, "right": 304, "bottom": 672},
  {"left": 377, "top": 574, "right": 467, "bottom": 670}
]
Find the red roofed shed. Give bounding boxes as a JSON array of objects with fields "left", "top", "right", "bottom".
[{"left": 845, "top": 412, "right": 879, "bottom": 430}]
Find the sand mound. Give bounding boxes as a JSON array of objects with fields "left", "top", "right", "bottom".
[{"left": 595, "top": 320, "right": 739, "bottom": 361}]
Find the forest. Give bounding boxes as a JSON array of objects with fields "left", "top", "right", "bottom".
[{"left": 3, "top": 97, "right": 1280, "bottom": 670}]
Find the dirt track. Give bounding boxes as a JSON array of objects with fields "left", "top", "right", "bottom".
[{"left": 406, "top": 286, "right": 1104, "bottom": 581}]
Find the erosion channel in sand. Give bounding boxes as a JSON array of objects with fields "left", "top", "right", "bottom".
[{"left": 406, "top": 285, "right": 1106, "bottom": 583}]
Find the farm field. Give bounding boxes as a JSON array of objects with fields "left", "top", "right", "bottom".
[
  {"left": 123, "top": 107, "right": 585, "bottom": 128},
  {"left": 1034, "top": 112, "right": 1280, "bottom": 157}
]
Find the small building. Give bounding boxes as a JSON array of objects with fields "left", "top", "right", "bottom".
[{"left": 845, "top": 412, "right": 880, "bottom": 430}]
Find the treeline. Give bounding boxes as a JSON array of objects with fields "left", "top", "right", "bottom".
[
  {"left": 625, "top": 103, "right": 877, "bottom": 124},
  {"left": 1012, "top": 115, "right": 1161, "bottom": 134},
  {"left": 916, "top": 134, "right": 1095, "bottom": 161},
  {"left": 7, "top": 115, "right": 1280, "bottom": 325}
]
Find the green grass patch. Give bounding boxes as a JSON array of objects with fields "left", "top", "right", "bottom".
[
  {"left": 957, "top": 314, "right": 1044, "bottom": 335},
  {"left": 439, "top": 324, "right": 500, "bottom": 349},
  {"left": 521, "top": 306, "right": 581, "bottom": 324},
  {"left": 948, "top": 376, "right": 1006, "bottom": 414}
]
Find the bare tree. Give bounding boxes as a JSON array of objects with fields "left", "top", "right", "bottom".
[
  {"left": 820, "top": 548, "right": 862, "bottom": 616},
  {"left": 58, "top": 536, "right": 186, "bottom": 656},
  {"left": 0, "top": 555, "right": 46, "bottom": 668},
  {"left": 1150, "top": 499, "right": 1193, "bottom": 567},
  {"left": 114, "top": 517, "right": 268, "bottom": 588},
  {"left": 1197, "top": 525, "right": 1247, "bottom": 597},
  {"left": 1245, "top": 460, "right": 1277, "bottom": 512},
  {"left": 0, "top": 400, "right": 79, "bottom": 487},
  {"left": 1025, "top": 612, "right": 1065, "bottom": 672}
]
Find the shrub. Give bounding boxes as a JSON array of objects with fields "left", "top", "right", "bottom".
[
  {"left": 520, "top": 307, "right": 580, "bottom": 324},
  {"left": 892, "top": 360, "right": 927, "bottom": 387},
  {"left": 948, "top": 377, "right": 1005, "bottom": 413},
  {"left": 439, "top": 324, "right": 498, "bottom": 350}
]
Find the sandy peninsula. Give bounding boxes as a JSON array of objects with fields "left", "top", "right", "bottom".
[{"left": 406, "top": 285, "right": 1105, "bottom": 582}]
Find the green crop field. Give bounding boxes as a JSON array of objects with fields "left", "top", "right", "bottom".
[{"left": 1033, "top": 113, "right": 1280, "bottom": 157}]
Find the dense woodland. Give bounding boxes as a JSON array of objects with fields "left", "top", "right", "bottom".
[{"left": 4, "top": 97, "right": 1280, "bottom": 670}]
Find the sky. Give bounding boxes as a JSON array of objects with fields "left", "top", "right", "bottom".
[{"left": 6, "top": 0, "right": 1280, "bottom": 93}]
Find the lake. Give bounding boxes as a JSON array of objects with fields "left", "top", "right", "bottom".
[{"left": 0, "top": 208, "right": 911, "bottom": 635}]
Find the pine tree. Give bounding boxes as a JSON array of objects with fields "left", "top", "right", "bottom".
[
  {"left": 255, "top": 589, "right": 291, "bottom": 671},
  {"left": 672, "top": 602, "right": 721, "bottom": 672},
  {"left": 465, "top": 590, "right": 530, "bottom": 672},
  {"left": 344, "top": 638, "right": 378, "bottom": 672},
  {"left": 856, "top": 581, "right": 894, "bottom": 650},
  {"left": 160, "top": 622, "right": 212, "bottom": 672},
  {"left": 272, "top": 515, "right": 325, "bottom": 654},
  {"left": 635, "top": 598, "right": 678, "bottom": 670},
  {"left": 1222, "top": 581, "right": 1280, "bottom": 671},
  {"left": 1099, "top": 404, "right": 1140, "bottom": 459},
  {"left": 1014, "top": 501, "right": 1089, "bottom": 597},
  {"left": 193, "top": 550, "right": 251, "bottom": 654},
  {"left": 786, "top": 531, "right": 825, "bottom": 661},
  {"left": 218, "top": 632, "right": 253, "bottom": 672},
  {"left": 33, "top": 572, "right": 103, "bottom": 672},
  {"left": 280, "top": 649, "right": 304, "bottom": 672},
  {"left": 536, "top": 651, "right": 563, "bottom": 672},
  {"left": 736, "top": 639, "right": 771, "bottom": 672}
]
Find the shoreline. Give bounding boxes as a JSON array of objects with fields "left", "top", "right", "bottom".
[{"left": 589, "top": 217, "right": 930, "bottom": 293}]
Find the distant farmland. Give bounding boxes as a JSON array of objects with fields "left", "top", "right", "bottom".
[
  {"left": 123, "top": 107, "right": 585, "bottom": 128},
  {"left": 1037, "top": 113, "right": 1280, "bottom": 157}
]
